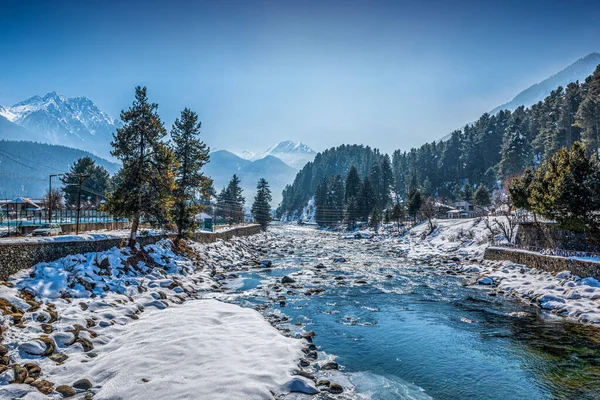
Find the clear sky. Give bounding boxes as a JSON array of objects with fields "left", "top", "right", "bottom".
[{"left": 0, "top": 0, "right": 599, "bottom": 154}]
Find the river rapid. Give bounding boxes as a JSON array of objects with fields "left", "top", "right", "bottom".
[{"left": 221, "top": 225, "right": 600, "bottom": 400}]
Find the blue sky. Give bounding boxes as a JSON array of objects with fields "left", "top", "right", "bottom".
[{"left": 0, "top": 0, "right": 599, "bottom": 154}]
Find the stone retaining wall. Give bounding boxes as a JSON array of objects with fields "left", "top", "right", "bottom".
[
  {"left": 515, "top": 222, "right": 600, "bottom": 252},
  {"left": 484, "top": 246, "right": 600, "bottom": 280},
  {"left": 0, "top": 225, "right": 261, "bottom": 279}
]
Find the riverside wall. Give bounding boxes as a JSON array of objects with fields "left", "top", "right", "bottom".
[
  {"left": 0, "top": 225, "right": 261, "bottom": 279},
  {"left": 484, "top": 246, "right": 600, "bottom": 280}
]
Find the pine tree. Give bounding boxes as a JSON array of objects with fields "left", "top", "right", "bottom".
[
  {"left": 314, "top": 180, "right": 328, "bottom": 227},
  {"left": 357, "top": 177, "right": 376, "bottom": 222},
  {"left": 106, "top": 86, "right": 176, "bottom": 248},
  {"left": 252, "top": 178, "right": 272, "bottom": 231},
  {"left": 473, "top": 185, "right": 491, "bottom": 210},
  {"left": 391, "top": 202, "right": 405, "bottom": 233},
  {"left": 62, "top": 157, "right": 110, "bottom": 207},
  {"left": 326, "top": 174, "right": 345, "bottom": 228},
  {"left": 407, "top": 188, "right": 422, "bottom": 220},
  {"left": 369, "top": 206, "right": 382, "bottom": 232},
  {"left": 344, "top": 166, "right": 361, "bottom": 203},
  {"left": 344, "top": 196, "right": 359, "bottom": 230},
  {"left": 499, "top": 107, "right": 531, "bottom": 179},
  {"left": 171, "top": 108, "right": 212, "bottom": 238},
  {"left": 221, "top": 175, "right": 245, "bottom": 224}
]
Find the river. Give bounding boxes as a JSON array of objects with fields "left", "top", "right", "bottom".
[{"left": 223, "top": 225, "right": 600, "bottom": 400}]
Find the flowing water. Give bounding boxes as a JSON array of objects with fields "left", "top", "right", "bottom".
[{"left": 226, "top": 226, "right": 600, "bottom": 400}]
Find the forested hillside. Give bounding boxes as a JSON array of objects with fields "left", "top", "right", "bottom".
[
  {"left": 276, "top": 144, "right": 386, "bottom": 216},
  {"left": 0, "top": 140, "right": 120, "bottom": 198},
  {"left": 279, "top": 65, "right": 600, "bottom": 218}
]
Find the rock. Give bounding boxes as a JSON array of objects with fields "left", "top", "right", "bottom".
[
  {"left": 315, "top": 263, "right": 326, "bottom": 269},
  {"left": 321, "top": 361, "right": 339, "bottom": 370},
  {"left": 19, "top": 340, "right": 47, "bottom": 356},
  {"left": 260, "top": 260, "right": 273, "bottom": 268},
  {"left": 0, "top": 345, "right": 7, "bottom": 356},
  {"left": 24, "top": 363, "right": 41, "bottom": 379},
  {"left": 73, "top": 337, "right": 94, "bottom": 352},
  {"left": 73, "top": 378, "right": 93, "bottom": 390},
  {"left": 49, "top": 353, "right": 69, "bottom": 363},
  {"left": 329, "top": 383, "right": 344, "bottom": 394},
  {"left": 477, "top": 277, "right": 494, "bottom": 285},
  {"left": 12, "top": 364, "right": 27, "bottom": 384},
  {"left": 31, "top": 379, "right": 54, "bottom": 394},
  {"left": 302, "top": 331, "right": 316, "bottom": 342},
  {"left": 285, "top": 376, "right": 319, "bottom": 394},
  {"left": 56, "top": 385, "right": 77, "bottom": 397},
  {"left": 333, "top": 257, "right": 346, "bottom": 263},
  {"left": 354, "top": 280, "right": 368, "bottom": 284},
  {"left": 41, "top": 323, "right": 53, "bottom": 334},
  {"left": 281, "top": 276, "right": 295, "bottom": 284},
  {"left": 317, "top": 379, "right": 330, "bottom": 387}
]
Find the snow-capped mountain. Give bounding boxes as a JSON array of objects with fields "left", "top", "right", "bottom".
[
  {"left": 0, "top": 92, "right": 120, "bottom": 160},
  {"left": 238, "top": 140, "right": 316, "bottom": 169}
]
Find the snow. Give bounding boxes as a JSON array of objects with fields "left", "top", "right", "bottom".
[
  {"left": 60, "top": 300, "right": 305, "bottom": 400},
  {"left": 0, "top": 234, "right": 308, "bottom": 398},
  {"left": 390, "top": 217, "right": 600, "bottom": 326}
]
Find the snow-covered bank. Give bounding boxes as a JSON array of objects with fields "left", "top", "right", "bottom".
[
  {"left": 390, "top": 218, "right": 600, "bottom": 326},
  {"left": 0, "top": 236, "right": 309, "bottom": 399},
  {"left": 57, "top": 300, "right": 304, "bottom": 400}
]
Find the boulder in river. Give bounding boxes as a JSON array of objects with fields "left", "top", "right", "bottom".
[
  {"left": 329, "top": 383, "right": 344, "bottom": 394},
  {"left": 285, "top": 376, "right": 319, "bottom": 394},
  {"left": 281, "top": 276, "right": 296, "bottom": 284}
]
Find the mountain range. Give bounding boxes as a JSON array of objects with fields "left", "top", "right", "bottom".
[
  {"left": 0, "top": 92, "right": 120, "bottom": 160},
  {"left": 204, "top": 149, "right": 299, "bottom": 206},
  {"left": 236, "top": 140, "right": 317, "bottom": 169}
]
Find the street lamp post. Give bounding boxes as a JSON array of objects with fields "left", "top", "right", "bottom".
[{"left": 48, "top": 174, "right": 63, "bottom": 224}]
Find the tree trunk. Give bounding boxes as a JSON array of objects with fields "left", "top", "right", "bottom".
[{"left": 129, "top": 211, "right": 140, "bottom": 250}]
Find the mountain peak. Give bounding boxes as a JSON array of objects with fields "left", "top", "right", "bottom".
[{"left": 1, "top": 92, "right": 120, "bottom": 160}]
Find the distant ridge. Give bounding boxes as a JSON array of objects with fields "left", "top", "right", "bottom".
[{"left": 490, "top": 52, "right": 600, "bottom": 115}]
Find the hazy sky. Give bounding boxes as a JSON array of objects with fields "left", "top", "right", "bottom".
[{"left": 1, "top": 0, "right": 599, "bottom": 154}]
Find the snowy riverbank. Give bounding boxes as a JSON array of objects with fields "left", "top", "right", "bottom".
[
  {"left": 394, "top": 218, "right": 600, "bottom": 326},
  {"left": 0, "top": 237, "right": 311, "bottom": 399}
]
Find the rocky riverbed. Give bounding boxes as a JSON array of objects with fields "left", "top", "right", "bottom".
[{"left": 1, "top": 221, "right": 600, "bottom": 399}]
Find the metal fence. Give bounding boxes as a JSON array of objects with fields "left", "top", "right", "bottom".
[{"left": 490, "top": 241, "right": 600, "bottom": 260}]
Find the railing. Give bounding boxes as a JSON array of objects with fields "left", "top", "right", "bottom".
[{"left": 490, "top": 241, "right": 600, "bottom": 260}]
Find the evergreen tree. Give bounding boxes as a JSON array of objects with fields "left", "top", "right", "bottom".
[
  {"left": 357, "top": 177, "right": 376, "bottom": 222},
  {"left": 62, "top": 157, "right": 110, "bottom": 207},
  {"left": 498, "top": 107, "right": 531, "bottom": 179},
  {"left": 369, "top": 206, "right": 382, "bottom": 232},
  {"left": 473, "top": 185, "right": 491, "bottom": 210},
  {"left": 344, "top": 166, "right": 361, "bottom": 203},
  {"left": 508, "top": 168, "right": 534, "bottom": 211},
  {"left": 326, "top": 174, "right": 345, "bottom": 228},
  {"left": 252, "top": 178, "right": 272, "bottom": 231},
  {"left": 391, "top": 202, "right": 406, "bottom": 233},
  {"left": 407, "top": 188, "right": 422, "bottom": 220},
  {"left": 223, "top": 175, "right": 245, "bottom": 224},
  {"left": 170, "top": 108, "right": 212, "bottom": 238},
  {"left": 344, "top": 196, "right": 360, "bottom": 230},
  {"left": 314, "top": 180, "right": 328, "bottom": 227},
  {"left": 576, "top": 66, "right": 600, "bottom": 157},
  {"left": 106, "top": 86, "right": 176, "bottom": 248}
]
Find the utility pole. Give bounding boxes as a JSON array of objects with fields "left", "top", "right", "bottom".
[
  {"left": 75, "top": 174, "right": 90, "bottom": 235},
  {"left": 48, "top": 174, "right": 63, "bottom": 224}
]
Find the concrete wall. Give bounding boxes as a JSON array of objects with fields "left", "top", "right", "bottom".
[
  {"left": 0, "top": 225, "right": 261, "bottom": 279},
  {"left": 484, "top": 246, "right": 600, "bottom": 280}
]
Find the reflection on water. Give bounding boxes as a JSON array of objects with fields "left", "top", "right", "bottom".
[{"left": 229, "top": 227, "right": 600, "bottom": 399}]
